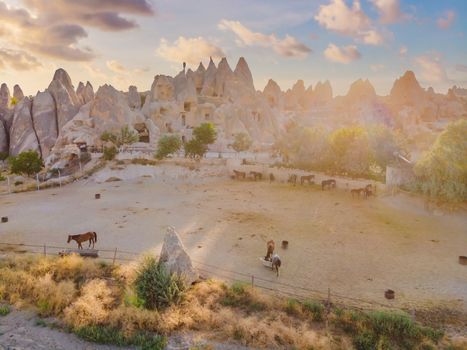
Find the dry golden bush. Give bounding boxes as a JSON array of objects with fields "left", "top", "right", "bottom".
[
  {"left": 63, "top": 279, "right": 116, "bottom": 327},
  {"left": 33, "top": 273, "right": 76, "bottom": 316}
]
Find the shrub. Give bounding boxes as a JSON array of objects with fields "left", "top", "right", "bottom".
[
  {"left": 0, "top": 151, "right": 8, "bottom": 161},
  {"left": 134, "top": 257, "right": 185, "bottom": 310},
  {"left": 0, "top": 172, "right": 6, "bottom": 181},
  {"left": 100, "top": 131, "right": 117, "bottom": 144},
  {"left": 14, "top": 180, "right": 23, "bottom": 186},
  {"left": 9, "top": 150, "right": 43, "bottom": 176},
  {"left": 303, "top": 300, "right": 325, "bottom": 322},
  {"left": 0, "top": 304, "right": 10, "bottom": 316},
  {"left": 75, "top": 325, "right": 166, "bottom": 349},
  {"left": 103, "top": 146, "right": 117, "bottom": 161},
  {"left": 79, "top": 152, "right": 91, "bottom": 163},
  {"left": 413, "top": 119, "right": 467, "bottom": 202},
  {"left": 155, "top": 135, "right": 181, "bottom": 160},
  {"left": 231, "top": 132, "right": 252, "bottom": 153}
]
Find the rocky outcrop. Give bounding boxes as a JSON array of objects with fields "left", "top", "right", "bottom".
[
  {"left": 234, "top": 57, "right": 255, "bottom": 92},
  {"left": 263, "top": 79, "right": 283, "bottom": 109},
  {"left": 200, "top": 57, "right": 217, "bottom": 96},
  {"left": 312, "top": 81, "right": 333, "bottom": 105},
  {"left": 52, "top": 68, "right": 79, "bottom": 106},
  {"left": 0, "top": 83, "right": 10, "bottom": 109},
  {"left": 77, "top": 81, "right": 95, "bottom": 105},
  {"left": 128, "top": 85, "right": 141, "bottom": 109},
  {"left": 345, "top": 79, "right": 376, "bottom": 103},
  {"left": 13, "top": 85, "right": 24, "bottom": 102},
  {"left": 150, "top": 75, "right": 175, "bottom": 102},
  {"left": 174, "top": 71, "right": 197, "bottom": 104},
  {"left": 90, "top": 84, "right": 143, "bottom": 134},
  {"left": 48, "top": 72, "right": 79, "bottom": 131},
  {"left": 0, "top": 120, "right": 7, "bottom": 153},
  {"left": 159, "top": 226, "right": 198, "bottom": 286},
  {"left": 32, "top": 91, "right": 58, "bottom": 158},
  {"left": 214, "top": 57, "right": 234, "bottom": 97},
  {"left": 390, "top": 71, "right": 426, "bottom": 106},
  {"left": 193, "top": 62, "right": 206, "bottom": 93},
  {"left": 9, "top": 97, "right": 40, "bottom": 156}
]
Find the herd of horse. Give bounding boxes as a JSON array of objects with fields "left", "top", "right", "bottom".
[{"left": 232, "top": 169, "right": 374, "bottom": 198}]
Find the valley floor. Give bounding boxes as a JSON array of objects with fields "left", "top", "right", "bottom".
[{"left": 1, "top": 162, "right": 466, "bottom": 313}]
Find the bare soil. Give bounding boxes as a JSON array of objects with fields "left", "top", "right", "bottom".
[{"left": 1, "top": 163, "right": 466, "bottom": 313}]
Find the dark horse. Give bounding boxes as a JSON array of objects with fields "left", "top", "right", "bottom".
[
  {"left": 300, "top": 174, "right": 315, "bottom": 185},
  {"left": 269, "top": 173, "right": 275, "bottom": 182},
  {"left": 250, "top": 171, "right": 263, "bottom": 181},
  {"left": 321, "top": 179, "right": 336, "bottom": 190},
  {"left": 265, "top": 240, "right": 275, "bottom": 261},
  {"left": 67, "top": 232, "right": 97, "bottom": 249},
  {"left": 233, "top": 170, "right": 246, "bottom": 180},
  {"left": 288, "top": 174, "right": 298, "bottom": 186},
  {"left": 351, "top": 188, "right": 365, "bottom": 198}
]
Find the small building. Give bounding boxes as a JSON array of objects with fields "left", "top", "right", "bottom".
[{"left": 386, "top": 153, "right": 415, "bottom": 188}]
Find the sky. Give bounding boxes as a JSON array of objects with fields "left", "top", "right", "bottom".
[{"left": 0, "top": 0, "right": 466, "bottom": 96}]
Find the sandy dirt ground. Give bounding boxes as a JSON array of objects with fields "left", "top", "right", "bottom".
[{"left": 0, "top": 162, "right": 466, "bottom": 313}]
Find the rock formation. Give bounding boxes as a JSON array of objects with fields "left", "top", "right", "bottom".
[
  {"left": 200, "top": 57, "right": 217, "bottom": 96},
  {"left": 48, "top": 71, "right": 80, "bottom": 131},
  {"left": 32, "top": 91, "right": 58, "bottom": 158},
  {"left": 9, "top": 97, "right": 40, "bottom": 156},
  {"left": 159, "top": 226, "right": 198, "bottom": 286},
  {"left": 0, "top": 83, "right": 10, "bottom": 109},
  {"left": 77, "top": 81, "right": 95, "bottom": 105},
  {"left": 234, "top": 57, "right": 255, "bottom": 92},
  {"left": 13, "top": 85, "right": 24, "bottom": 102},
  {"left": 128, "top": 85, "right": 141, "bottom": 109},
  {"left": 0, "top": 121, "right": 7, "bottom": 153},
  {"left": 263, "top": 79, "right": 283, "bottom": 109},
  {"left": 312, "top": 81, "right": 333, "bottom": 105},
  {"left": 390, "top": 71, "right": 426, "bottom": 107}
]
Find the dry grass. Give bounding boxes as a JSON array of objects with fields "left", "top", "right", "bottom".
[{"left": 0, "top": 254, "right": 460, "bottom": 350}]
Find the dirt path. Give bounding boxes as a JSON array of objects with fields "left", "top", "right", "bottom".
[{"left": 1, "top": 163, "right": 466, "bottom": 312}]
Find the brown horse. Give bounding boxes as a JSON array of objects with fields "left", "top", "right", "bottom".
[
  {"left": 321, "top": 179, "right": 336, "bottom": 190},
  {"left": 288, "top": 174, "right": 298, "bottom": 186},
  {"left": 300, "top": 174, "right": 315, "bottom": 185},
  {"left": 272, "top": 254, "right": 281, "bottom": 277},
  {"left": 265, "top": 240, "right": 275, "bottom": 261},
  {"left": 233, "top": 170, "right": 246, "bottom": 180},
  {"left": 249, "top": 171, "right": 263, "bottom": 181},
  {"left": 67, "top": 232, "right": 97, "bottom": 249},
  {"left": 269, "top": 173, "right": 275, "bottom": 182},
  {"left": 351, "top": 188, "right": 365, "bottom": 198}
]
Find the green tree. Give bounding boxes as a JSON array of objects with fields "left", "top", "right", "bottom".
[
  {"left": 368, "top": 125, "right": 407, "bottom": 169},
  {"left": 193, "top": 122, "right": 217, "bottom": 145},
  {"left": 155, "top": 135, "right": 181, "bottom": 160},
  {"left": 100, "top": 126, "right": 139, "bottom": 147},
  {"left": 184, "top": 138, "right": 207, "bottom": 159},
  {"left": 9, "top": 150, "right": 43, "bottom": 176},
  {"left": 329, "top": 126, "right": 374, "bottom": 175},
  {"left": 231, "top": 132, "right": 252, "bottom": 153},
  {"left": 414, "top": 119, "right": 467, "bottom": 202}
]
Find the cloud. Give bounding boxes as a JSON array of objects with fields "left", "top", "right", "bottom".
[
  {"left": 106, "top": 60, "right": 127, "bottom": 74},
  {"left": 370, "top": 0, "right": 407, "bottom": 24},
  {"left": 218, "top": 19, "right": 311, "bottom": 59},
  {"left": 324, "top": 43, "right": 361, "bottom": 64},
  {"left": 314, "top": 0, "right": 385, "bottom": 46},
  {"left": 370, "top": 64, "right": 385, "bottom": 72},
  {"left": 437, "top": 10, "right": 456, "bottom": 29},
  {"left": 156, "top": 36, "right": 225, "bottom": 65},
  {"left": 415, "top": 55, "right": 448, "bottom": 83},
  {"left": 0, "top": 48, "right": 42, "bottom": 71},
  {"left": 399, "top": 45, "right": 408, "bottom": 57},
  {"left": 0, "top": 0, "right": 154, "bottom": 64},
  {"left": 455, "top": 64, "right": 467, "bottom": 73}
]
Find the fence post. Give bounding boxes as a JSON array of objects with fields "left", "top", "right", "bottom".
[
  {"left": 36, "top": 173, "right": 40, "bottom": 191},
  {"left": 7, "top": 176, "right": 11, "bottom": 193},
  {"left": 112, "top": 248, "right": 117, "bottom": 265},
  {"left": 58, "top": 169, "right": 62, "bottom": 188},
  {"left": 43, "top": 243, "right": 46, "bottom": 257},
  {"left": 251, "top": 275, "right": 254, "bottom": 288}
]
